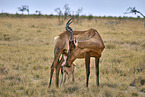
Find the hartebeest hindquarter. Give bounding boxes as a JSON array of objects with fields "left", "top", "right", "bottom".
[{"left": 48, "top": 18, "right": 105, "bottom": 87}]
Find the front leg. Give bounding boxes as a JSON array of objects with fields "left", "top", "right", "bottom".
[
  {"left": 85, "top": 52, "right": 90, "bottom": 87},
  {"left": 72, "top": 69, "right": 75, "bottom": 82},
  {"left": 60, "top": 66, "right": 63, "bottom": 86},
  {"left": 64, "top": 73, "right": 66, "bottom": 84},
  {"left": 95, "top": 58, "right": 100, "bottom": 86}
]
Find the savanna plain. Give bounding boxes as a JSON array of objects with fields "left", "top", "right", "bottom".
[{"left": 0, "top": 16, "right": 145, "bottom": 97}]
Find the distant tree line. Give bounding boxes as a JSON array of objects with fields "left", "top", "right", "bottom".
[
  {"left": 16, "top": 4, "right": 84, "bottom": 24},
  {"left": 55, "top": 4, "right": 83, "bottom": 24},
  {"left": 1, "top": 5, "right": 144, "bottom": 22}
]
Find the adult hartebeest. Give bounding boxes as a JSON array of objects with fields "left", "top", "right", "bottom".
[
  {"left": 65, "top": 19, "right": 105, "bottom": 87},
  {"left": 48, "top": 18, "right": 105, "bottom": 88}
]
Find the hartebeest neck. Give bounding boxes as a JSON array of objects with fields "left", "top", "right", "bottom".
[{"left": 65, "top": 40, "right": 76, "bottom": 67}]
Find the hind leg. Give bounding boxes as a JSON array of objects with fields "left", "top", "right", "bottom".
[
  {"left": 48, "top": 62, "right": 54, "bottom": 88},
  {"left": 95, "top": 58, "right": 100, "bottom": 86}
]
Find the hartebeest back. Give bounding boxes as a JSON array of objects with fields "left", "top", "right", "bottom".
[{"left": 48, "top": 18, "right": 105, "bottom": 88}]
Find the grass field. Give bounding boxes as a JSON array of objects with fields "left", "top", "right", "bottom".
[{"left": 0, "top": 17, "right": 145, "bottom": 97}]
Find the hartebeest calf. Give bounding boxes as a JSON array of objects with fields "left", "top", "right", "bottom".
[
  {"left": 59, "top": 53, "right": 75, "bottom": 85},
  {"left": 48, "top": 19, "right": 105, "bottom": 87},
  {"left": 60, "top": 61, "right": 75, "bottom": 85}
]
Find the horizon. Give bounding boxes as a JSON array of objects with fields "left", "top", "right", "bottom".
[
  {"left": 1, "top": 12, "right": 144, "bottom": 18},
  {"left": 0, "top": 0, "right": 145, "bottom": 18}
]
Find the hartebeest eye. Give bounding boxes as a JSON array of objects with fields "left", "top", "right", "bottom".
[{"left": 74, "top": 37, "right": 78, "bottom": 47}]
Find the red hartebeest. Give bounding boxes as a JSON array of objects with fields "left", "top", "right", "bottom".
[{"left": 48, "top": 19, "right": 105, "bottom": 88}]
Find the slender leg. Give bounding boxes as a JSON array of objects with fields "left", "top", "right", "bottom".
[
  {"left": 55, "top": 57, "right": 64, "bottom": 87},
  {"left": 95, "top": 58, "right": 100, "bottom": 86},
  {"left": 64, "top": 73, "right": 66, "bottom": 84},
  {"left": 55, "top": 64, "right": 61, "bottom": 87},
  {"left": 67, "top": 73, "right": 70, "bottom": 83},
  {"left": 60, "top": 66, "right": 63, "bottom": 86},
  {"left": 72, "top": 69, "right": 75, "bottom": 82},
  {"left": 48, "top": 62, "right": 54, "bottom": 88},
  {"left": 48, "top": 57, "right": 60, "bottom": 88},
  {"left": 48, "top": 46, "right": 63, "bottom": 88},
  {"left": 85, "top": 52, "right": 90, "bottom": 87}
]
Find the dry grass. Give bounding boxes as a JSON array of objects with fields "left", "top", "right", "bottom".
[{"left": 0, "top": 17, "right": 145, "bottom": 97}]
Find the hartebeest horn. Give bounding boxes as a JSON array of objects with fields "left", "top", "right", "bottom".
[
  {"left": 66, "top": 18, "right": 74, "bottom": 41},
  {"left": 66, "top": 18, "right": 73, "bottom": 26}
]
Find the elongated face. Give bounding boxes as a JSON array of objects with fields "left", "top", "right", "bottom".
[
  {"left": 63, "top": 63, "right": 75, "bottom": 75},
  {"left": 65, "top": 41, "right": 76, "bottom": 67},
  {"left": 65, "top": 18, "right": 76, "bottom": 67}
]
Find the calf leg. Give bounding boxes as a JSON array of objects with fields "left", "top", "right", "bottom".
[
  {"left": 63, "top": 73, "right": 66, "bottom": 84},
  {"left": 60, "top": 66, "right": 63, "bottom": 86},
  {"left": 56, "top": 56, "right": 64, "bottom": 87},
  {"left": 72, "top": 69, "right": 75, "bottom": 82}
]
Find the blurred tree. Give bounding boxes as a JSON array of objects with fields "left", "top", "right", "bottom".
[
  {"left": 76, "top": 8, "right": 83, "bottom": 18},
  {"left": 17, "top": 5, "right": 29, "bottom": 15},
  {"left": 36, "top": 10, "right": 41, "bottom": 15},
  {"left": 63, "top": 4, "right": 71, "bottom": 19},
  {"left": 88, "top": 14, "right": 93, "bottom": 21},
  {"left": 125, "top": 7, "right": 145, "bottom": 28},
  {"left": 55, "top": 8, "right": 63, "bottom": 24},
  {"left": 54, "top": 4, "right": 83, "bottom": 24},
  {"left": 27, "top": 6, "right": 29, "bottom": 15},
  {"left": 137, "top": 16, "right": 140, "bottom": 18},
  {"left": 75, "top": 8, "right": 83, "bottom": 23},
  {"left": 125, "top": 7, "right": 145, "bottom": 18}
]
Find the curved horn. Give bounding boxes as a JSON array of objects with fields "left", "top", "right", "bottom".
[
  {"left": 66, "top": 18, "right": 73, "bottom": 26},
  {"left": 65, "top": 18, "right": 73, "bottom": 41}
]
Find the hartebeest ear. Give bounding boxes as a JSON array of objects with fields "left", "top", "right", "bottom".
[{"left": 74, "top": 37, "right": 78, "bottom": 47}]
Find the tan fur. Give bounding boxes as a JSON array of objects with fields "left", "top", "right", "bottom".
[
  {"left": 60, "top": 54, "right": 75, "bottom": 85},
  {"left": 61, "top": 64, "right": 75, "bottom": 85},
  {"left": 64, "top": 20, "right": 105, "bottom": 87},
  {"left": 49, "top": 28, "right": 105, "bottom": 88},
  {"left": 54, "top": 36, "right": 60, "bottom": 46}
]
